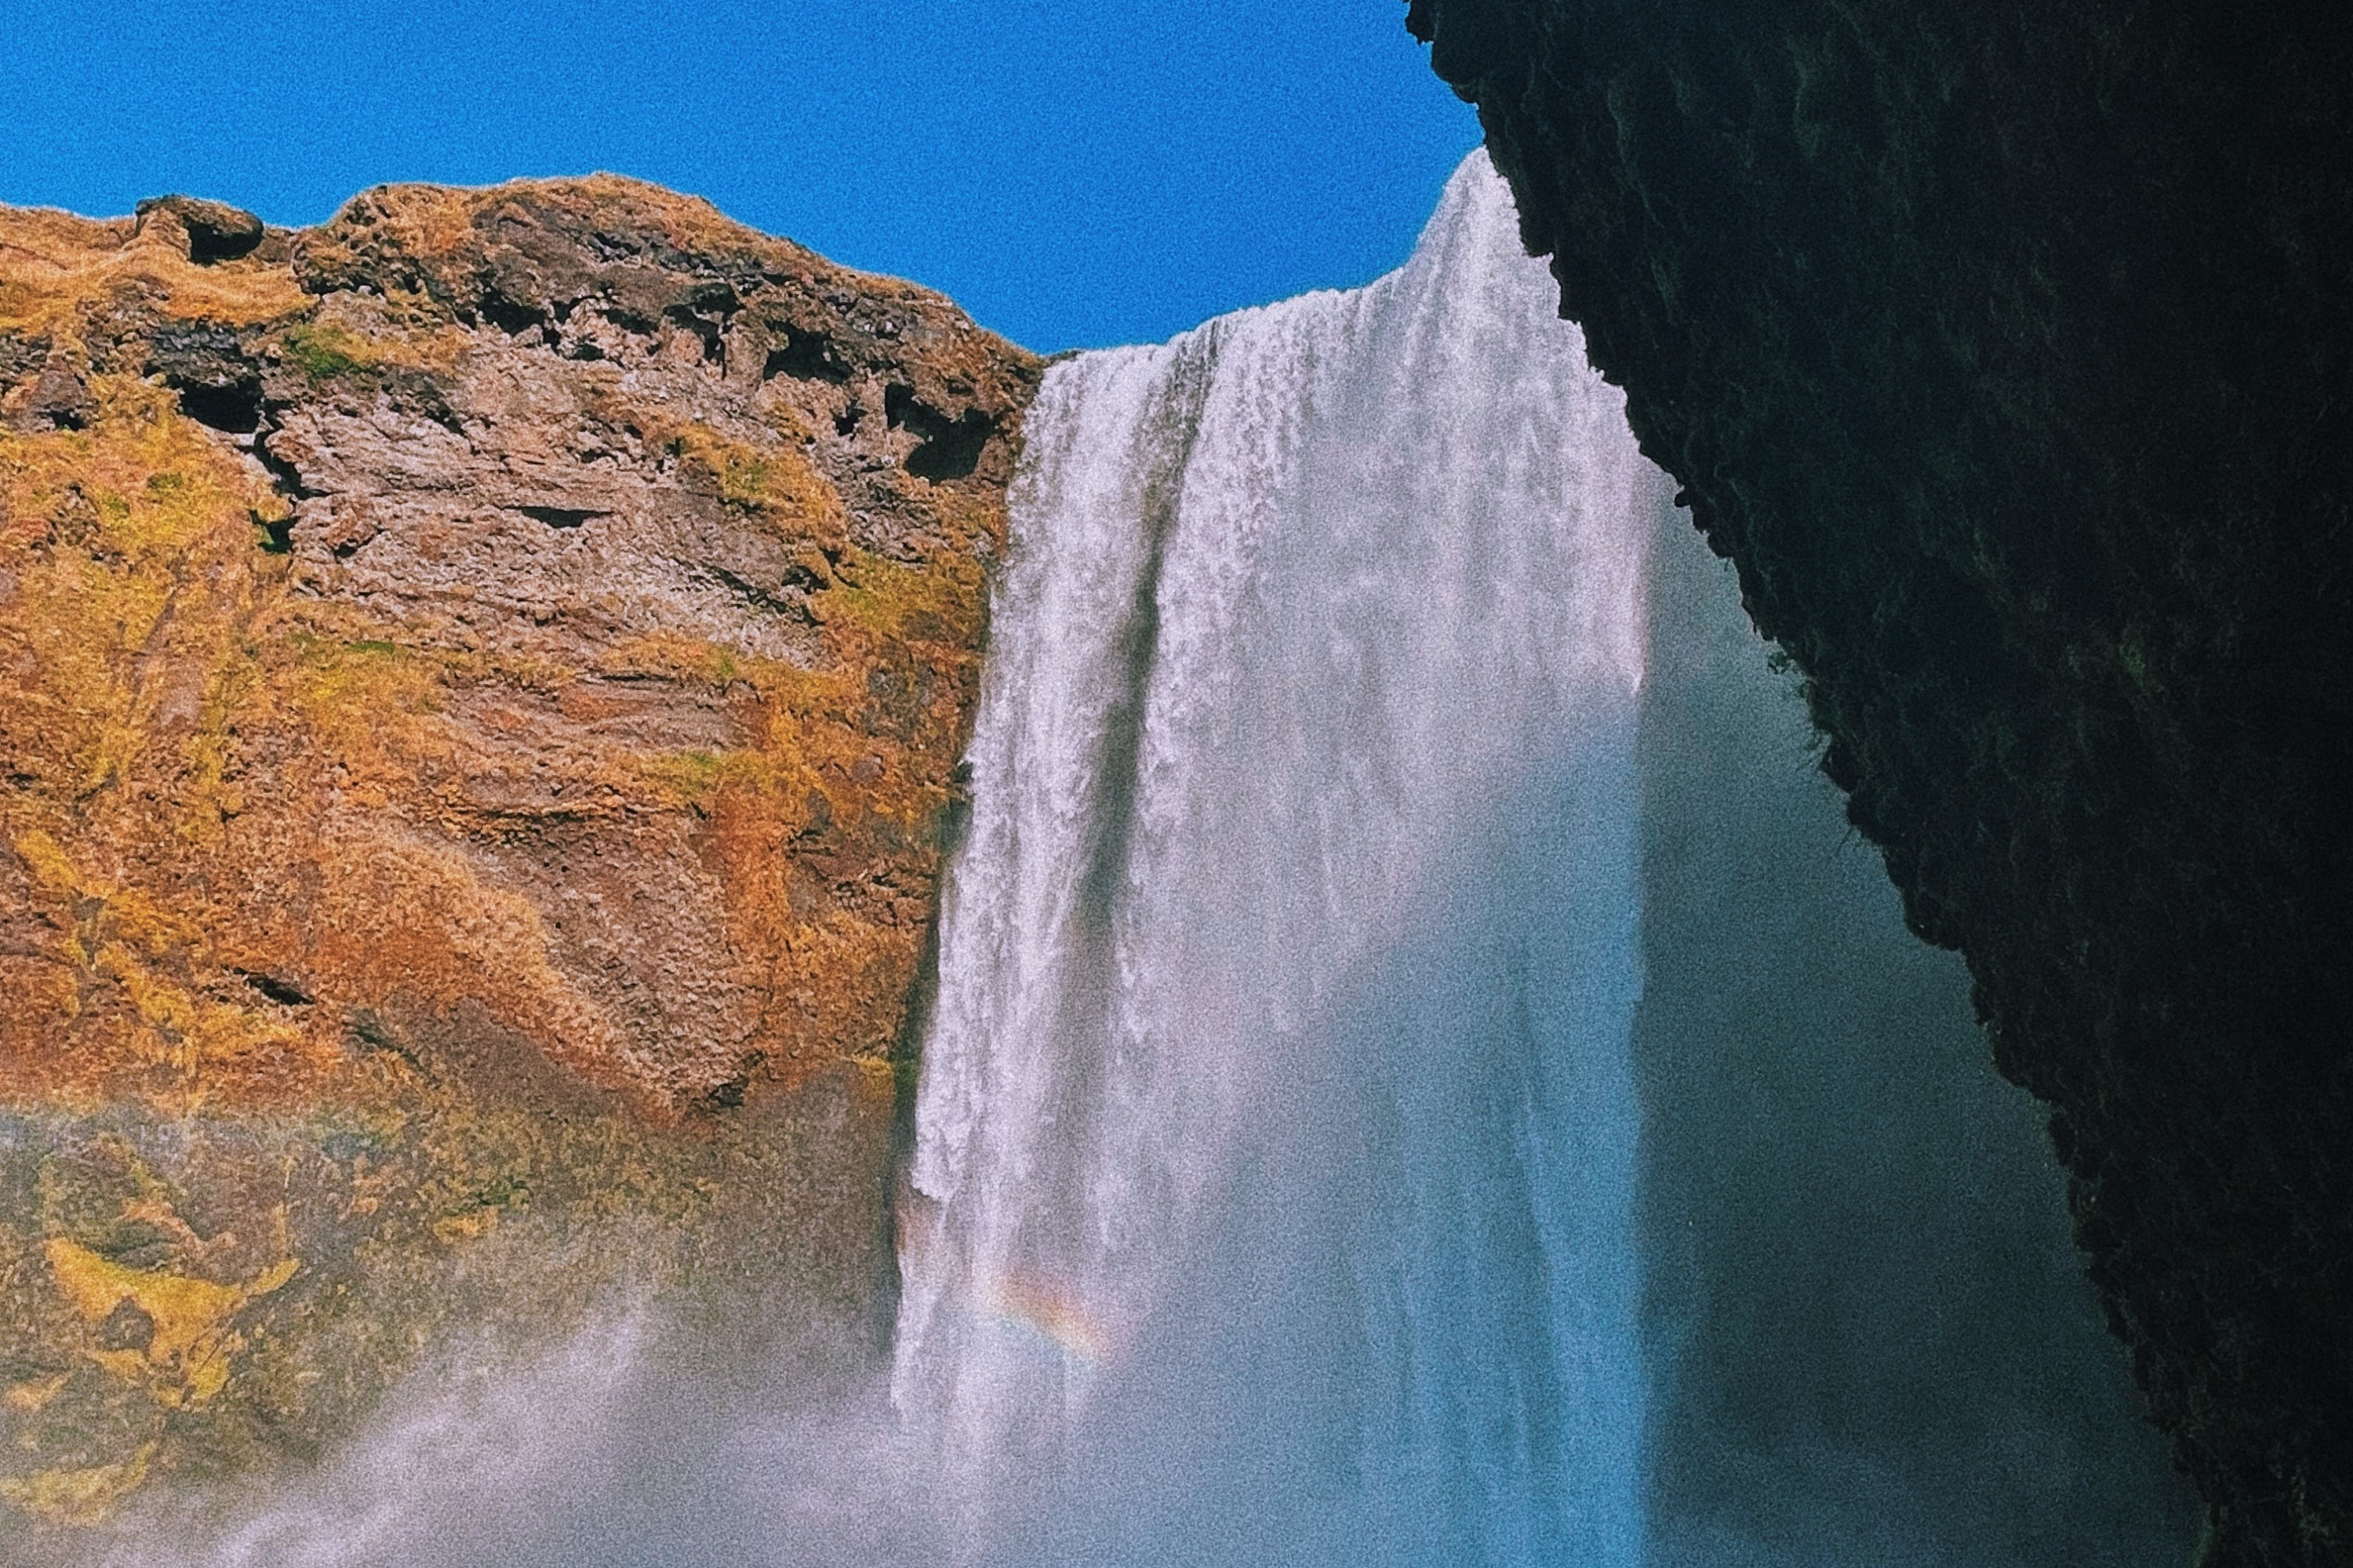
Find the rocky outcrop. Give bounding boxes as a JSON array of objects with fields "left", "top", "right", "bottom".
[
  {"left": 1408, "top": 3, "right": 2353, "bottom": 1563},
  {"left": 0, "top": 180, "right": 1038, "bottom": 1524}
]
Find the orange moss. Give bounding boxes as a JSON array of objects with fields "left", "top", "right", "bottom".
[
  {"left": 0, "top": 1442, "right": 158, "bottom": 1527},
  {"left": 0, "top": 351, "right": 993, "bottom": 1108},
  {"left": 0, "top": 205, "right": 304, "bottom": 338},
  {"left": 45, "top": 1238, "right": 297, "bottom": 1409},
  {"left": 0, "top": 170, "right": 1027, "bottom": 1523},
  {"left": 671, "top": 421, "right": 846, "bottom": 537}
]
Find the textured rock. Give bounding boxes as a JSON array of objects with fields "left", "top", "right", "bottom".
[
  {"left": 0, "top": 179, "right": 1038, "bottom": 1523},
  {"left": 132, "top": 198, "right": 268, "bottom": 267},
  {"left": 1407, "top": 2, "right": 2352, "bottom": 1563}
]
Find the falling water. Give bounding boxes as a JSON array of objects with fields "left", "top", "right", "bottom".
[
  {"left": 88, "top": 149, "right": 2188, "bottom": 1568},
  {"left": 887, "top": 145, "right": 2188, "bottom": 1568},
  {"left": 892, "top": 150, "right": 1664, "bottom": 1566}
]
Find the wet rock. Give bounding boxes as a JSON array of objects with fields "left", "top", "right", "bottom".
[{"left": 1410, "top": 1, "right": 2353, "bottom": 1560}]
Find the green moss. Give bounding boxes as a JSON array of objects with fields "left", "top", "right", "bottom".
[
  {"left": 279, "top": 324, "right": 373, "bottom": 381},
  {"left": 645, "top": 745, "right": 771, "bottom": 811}
]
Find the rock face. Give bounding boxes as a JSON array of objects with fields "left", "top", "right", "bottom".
[
  {"left": 0, "top": 180, "right": 1038, "bottom": 1524},
  {"left": 1407, "top": 2, "right": 2353, "bottom": 1563}
]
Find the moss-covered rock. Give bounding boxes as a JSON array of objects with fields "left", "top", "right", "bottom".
[{"left": 0, "top": 181, "right": 1039, "bottom": 1522}]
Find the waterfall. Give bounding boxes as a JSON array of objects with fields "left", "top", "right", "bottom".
[
  {"left": 100, "top": 148, "right": 2187, "bottom": 1568},
  {"left": 887, "top": 146, "right": 2188, "bottom": 1568},
  {"left": 891, "top": 150, "right": 1664, "bottom": 1566}
]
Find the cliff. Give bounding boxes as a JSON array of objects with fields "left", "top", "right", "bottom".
[
  {"left": 0, "top": 180, "right": 1038, "bottom": 1523},
  {"left": 1406, "top": 2, "right": 2352, "bottom": 1563}
]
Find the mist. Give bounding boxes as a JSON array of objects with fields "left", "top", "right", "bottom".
[
  {"left": 45, "top": 152, "right": 2198, "bottom": 1568},
  {"left": 1632, "top": 513, "right": 2195, "bottom": 1565}
]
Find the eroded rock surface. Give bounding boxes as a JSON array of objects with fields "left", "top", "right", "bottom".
[
  {"left": 0, "top": 180, "right": 1038, "bottom": 1523},
  {"left": 1408, "top": 2, "right": 2352, "bottom": 1563}
]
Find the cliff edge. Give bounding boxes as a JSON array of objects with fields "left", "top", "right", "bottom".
[{"left": 0, "top": 178, "right": 1038, "bottom": 1523}]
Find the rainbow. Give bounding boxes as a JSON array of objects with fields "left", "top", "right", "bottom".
[{"left": 978, "top": 1272, "right": 1115, "bottom": 1366}]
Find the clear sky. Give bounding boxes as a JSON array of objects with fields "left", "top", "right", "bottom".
[{"left": 0, "top": 0, "right": 1482, "bottom": 352}]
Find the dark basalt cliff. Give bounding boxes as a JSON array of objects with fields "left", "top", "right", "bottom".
[{"left": 1408, "top": 2, "right": 2352, "bottom": 1563}]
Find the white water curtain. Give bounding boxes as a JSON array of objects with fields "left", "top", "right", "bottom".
[{"left": 894, "top": 150, "right": 1662, "bottom": 1567}]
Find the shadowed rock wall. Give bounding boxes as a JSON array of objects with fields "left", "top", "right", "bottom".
[
  {"left": 1407, "top": 2, "right": 2353, "bottom": 1563},
  {"left": 0, "top": 180, "right": 1037, "bottom": 1525},
  {"left": 1635, "top": 499, "right": 2194, "bottom": 1568}
]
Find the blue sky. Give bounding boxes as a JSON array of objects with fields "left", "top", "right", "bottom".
[{"left": 0, "top": 0, "right": 1482, "bottom": 351}]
